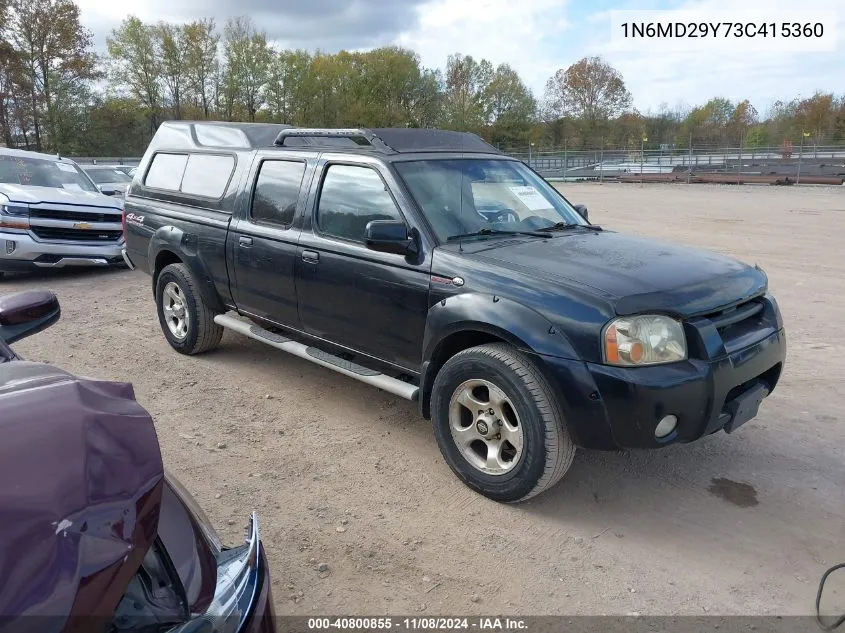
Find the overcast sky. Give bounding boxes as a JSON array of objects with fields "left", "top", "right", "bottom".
[{"left": 75, "top": 0, "right": 843, "bottom": 115}]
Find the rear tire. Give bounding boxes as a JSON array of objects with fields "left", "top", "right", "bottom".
[
  {"left": 155, "top": 263, "right": 223, "bottom": 355},
  {"left": 431, "top": 343, "right": 575, "bottom": 502}
]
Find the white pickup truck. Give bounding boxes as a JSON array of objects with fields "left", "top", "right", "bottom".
[{"left": 0, "top": 148, "right": 126, "bottom": 275}]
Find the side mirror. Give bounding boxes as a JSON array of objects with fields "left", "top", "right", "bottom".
[
  {"left": 573, "top": 204, "right": 589, "bottom": 222},
  {"left": 0, "top": 290, "right": 61, "bottom": 345},
  {"left": 99, "top": 185, "right": 117, "bottom": 196},
  {"left": 364, "top": 220, "right": 417, "bottom": 256}
]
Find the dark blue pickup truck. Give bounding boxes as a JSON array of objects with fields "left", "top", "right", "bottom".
[{"left": 122, "top": 122, "right": 786, "bottom": 502}]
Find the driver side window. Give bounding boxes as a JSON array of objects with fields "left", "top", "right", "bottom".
[{"left": 317, "top": 164, "right": 403, "bottom": 243}]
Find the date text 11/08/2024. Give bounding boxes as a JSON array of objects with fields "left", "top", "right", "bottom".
[{"left": 307, "top": 617, "right": 528, "bottom": 631}]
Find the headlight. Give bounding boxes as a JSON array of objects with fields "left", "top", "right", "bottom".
[
  {"left": 0, "top": 204, "right": 30, "bottom": 231},
  {"left": 603, "top": 314, "right": 686, "bottom": 366}
]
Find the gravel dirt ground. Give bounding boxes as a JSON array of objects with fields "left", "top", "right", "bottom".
[{"left": 3, "top": 183, "right": 844, "bottom": 617}]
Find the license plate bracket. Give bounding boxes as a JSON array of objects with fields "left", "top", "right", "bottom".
[{"left": 723, "top": 381, "right": 769, "bottom": 434}]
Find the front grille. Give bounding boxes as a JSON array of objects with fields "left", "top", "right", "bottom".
[
  {"left": 29, "top": 208, "right": 122, "bottom": 223},
  {"left": 704, "top": 298, "right": 764, "bottom": 331},
  {"left": 31, "top": 226, "right": 123, "bottom": 242}
]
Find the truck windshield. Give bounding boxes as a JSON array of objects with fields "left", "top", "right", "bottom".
[
  {"left": 0, "top": 154, "right": 98, "bottom": 192},
  {"left": 394, "top": 158, "right": 586, "bottom": 241}
]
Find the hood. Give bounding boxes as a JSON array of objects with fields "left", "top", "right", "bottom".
[
  {"left": 0, "top": 183, "right": 121, "bottom": 209},
  {"left": 0, "top": 361, "right": 163, "bottom": 630},
  {"left": 469, "top": 230, "right": 767, "bottom": 317}
]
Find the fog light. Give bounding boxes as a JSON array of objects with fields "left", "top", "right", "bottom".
[
  {"left": 655, "top": 415, "right": 678, "bottom": 439},
  {"left": 5, "top": 240, "right": 15, "bottom": 254}
]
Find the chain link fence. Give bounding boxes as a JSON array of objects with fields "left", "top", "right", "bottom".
[{"left": 507, "top": 143, "right": 845, "bottom": 184}]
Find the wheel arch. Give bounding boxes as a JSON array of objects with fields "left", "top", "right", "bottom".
[
  {"left": 419, "top": 293, "right": 580, "bottom": 419},
  {"left": 150, "top": 228, "right": 225, "bottom": 313}
]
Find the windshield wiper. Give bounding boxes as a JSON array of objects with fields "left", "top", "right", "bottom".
[
  {"left": 537, "top": 222, "right": 603, "bottom": 232},
  {"left": 446, "top": 228, "right": 552, "bottom": 242}
]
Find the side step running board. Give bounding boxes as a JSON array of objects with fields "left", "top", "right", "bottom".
[{"left": 214, "top": 313, "right": 419, "bottom": 401}]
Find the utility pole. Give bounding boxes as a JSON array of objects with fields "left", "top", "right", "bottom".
[
  {"left": 563, "top": 138, "right": 568, "bottom": 181},
  {"left": 738, "top": 133, "right": 743, "bottom": 183},
  {"left": 599, "top": 137, "right": 604, "bottom": 184},
  {"left": 797, "top": 130, "right": 809, "bottom": 184},
  {"left": 687, "top": 133, "right": 692, "bottom": 184},
  {"left": 641, "top": 134, "right": 647, "bottom": 185}
]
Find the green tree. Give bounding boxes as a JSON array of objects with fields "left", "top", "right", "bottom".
[
  {"left": 155, "top": 22, "right": 186, "bottom": 119},
  {"left": 443, "top": 53, "right": 493, "bottom": 131},
  {"left": 482, "top": 63, "right": 536, "bottom": 144},
  {"left": 0, "top": 40, "right": 31, "bottom": 147},
  {"left": 357, "top": 46, "right": 423, "bottom": 127},
  {"left": 84, "top": 96, "right": 150, "bottom": 154},
  {"left": 6, "top": 0, "right": 96, "bottom": 151},
  {"left": 744, "top": 125, "right": 768, "bottom": 148},
  {"left": 222, "top": 16, "right": 270, "bottom": 122},
  {"left": 408, "top": 68, "right": 442, "bottom": 128},
  {"left": 729, "top": 99, "right": 758, "bottom": 143},
  {"left": 183, "top": 19, "right": 219, "bottom": 118},
  {"left": 677, "top": 97, "right": 733, "bottom": 146},
  {"left": 265, "top": 48, "right": 311, "bottom": 124},
  {"left": 107, "top": 16, "right": 162, "bottom": 133}
]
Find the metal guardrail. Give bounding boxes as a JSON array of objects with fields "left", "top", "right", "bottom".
[{"left": 508, "top": 145, "right": 845, "bottom": 183}]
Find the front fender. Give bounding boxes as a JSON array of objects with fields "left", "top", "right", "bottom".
[
  {"left": 423, "top": 292, "right": 579, "bottom": 362},
  {"left": 148, "top": 226, "right": 225, "bottom": 313},
  {"left": 418, "top": 293, "right": 582, "bottom": 419}
]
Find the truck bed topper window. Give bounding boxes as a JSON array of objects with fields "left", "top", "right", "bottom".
[{"left": 144, "top": 152, "right": 235, "bottom": 200}]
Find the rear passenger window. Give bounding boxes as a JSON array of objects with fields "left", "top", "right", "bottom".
[
  {"left": 144, "top": 153, "right": 187, "bottom": 191},
  {"left": 181, "top": 154, "right": 235, "bottom": 198},
  {"left": 317, "top": 165, "right": 402, "bottom": 242},
  {"left": 251, "top": 160, "right": 306, "bottom": 227}
]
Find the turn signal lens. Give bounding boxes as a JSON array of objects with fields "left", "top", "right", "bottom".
[{"left": 603, "top": 315, "right": 687, "bottom": 366}]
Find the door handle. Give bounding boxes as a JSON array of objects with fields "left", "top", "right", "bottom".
[
  {"left": 239, "top": 236, "right": 253, "bottom": 247},
  {"left": 302, "top": 250, "right": 319, "bottom": 263}
]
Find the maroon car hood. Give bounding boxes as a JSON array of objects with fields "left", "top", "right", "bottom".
[{"left": 0, "top": 361, "right": 163, "bottom": 630}]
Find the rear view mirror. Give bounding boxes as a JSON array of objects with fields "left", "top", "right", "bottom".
[
  {"left": 0, "top": 290, "right": 60, "bottom": 344},
  {"left": 573, "top": 204, "right": 589, "bottom": 222},
  {"left": 364, "top": 220, "right": 417, "bottom": 256},
  {"left": 99, "top": 185, "right": 117, "bottom": 196}
]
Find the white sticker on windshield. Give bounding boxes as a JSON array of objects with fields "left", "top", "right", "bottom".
[
  {"left": 63, "top": 183, "right": 83, "bottom": 191},
  {"left": 508, "top": 185, "right": 552, "bottom": 211},
  {"left": 56, "top": 162, "right": 77, "bottom": 173}
]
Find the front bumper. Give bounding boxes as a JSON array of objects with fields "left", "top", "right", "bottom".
[
  {"left": 0, "top": 230, "right": 125, "bottom": 271},
  {"left": 537, "top": 295, "right": 787, "bottom": 450},
  {"left": 243, "top": 546, "right": 275, "bottom": 633}
]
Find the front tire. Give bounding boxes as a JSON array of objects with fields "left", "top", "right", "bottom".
[
  {"left": 155, "top": 263, "right": 223, "bottom": 355},
  {"left": 431, "top": 343, "right": 575, "bottom": 502}
]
